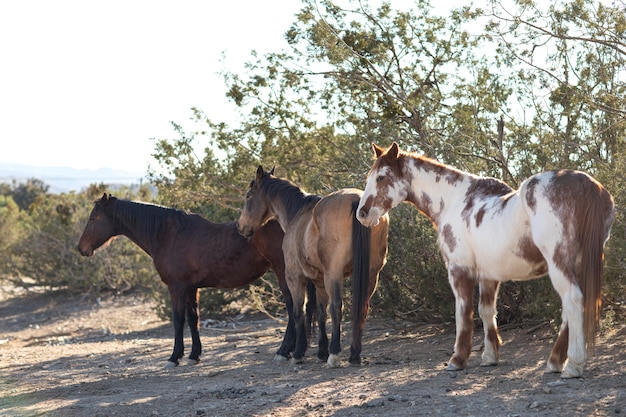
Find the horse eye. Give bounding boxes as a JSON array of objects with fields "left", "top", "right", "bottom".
[{"left": 376, "top": 175, "right": 385, "bottom": 182}]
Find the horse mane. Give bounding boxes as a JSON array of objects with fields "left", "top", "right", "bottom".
[
  {"left": 109, "top": 198, "right": 188, "bottom": 241},
  {"left": 260, "top": 176, "right": 322, "bottom": 221}
]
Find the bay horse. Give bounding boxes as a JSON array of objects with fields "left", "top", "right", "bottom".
[
  {"left": 237, "top": 166, "right": 389, "bottom": 367},
  {"left": 77, "top": 193, "right": 316, "bottom": 367},
  {"left": 357, "top": 142, "right": 614, "bottom": 378}
]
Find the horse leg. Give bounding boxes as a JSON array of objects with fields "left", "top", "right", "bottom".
[
  {"left": 166, "top": 287, "right": 186, "bottom": 367},
  {"left": 314, "top": 285, "right": 329, "bottom": 362},
  {"left": 546, "top": 321, "right": 569, "bottom": 374},
  {"left": 186, "top": 287, "right": 201, "bottom": 365},
  {"left": 289, "top": 274, "right": 309, "bottom": 364},
  {"left": 478, "top": 280, "right": 502, "bottom": 366},
  {"left": 549, "top": 270, "right": 585, "bottom": 378},
  {"left": 275, "top": 274, "right": 296, "bottom": 361},
  {"left": 327, "top": 279, "right": 343, "bottom": 368},
  {"left": 447, "top": 266, "right": 476, "bottom": 371},
  {"left": 349, "top": 268, "right": 379, "bottom": 365}
]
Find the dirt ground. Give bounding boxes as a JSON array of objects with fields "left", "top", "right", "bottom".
[{"left": 0, "top": 286, "right": 624, "bottom": 417}]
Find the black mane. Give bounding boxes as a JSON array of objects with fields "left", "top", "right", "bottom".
[
  {"left": 108, "top": 198, "right": 189, "bottom": 241},
  {"left": 260, "top": 176, "right": 322, "bottom": 221}
]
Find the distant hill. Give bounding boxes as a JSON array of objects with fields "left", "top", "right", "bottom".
[{"left": 0, "top": 162, "right": 147, "bottom": 194}]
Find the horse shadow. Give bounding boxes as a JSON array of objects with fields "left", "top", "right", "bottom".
[{"left": 2, "top": 313, "right": 624, "bottom": 417}]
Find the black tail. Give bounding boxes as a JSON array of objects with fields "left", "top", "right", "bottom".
[
  {"left": 351, "top": 200, "right": 371, "bottom": 337},
  {"left": 305, "top": 279, "right": 317, "bottom": 339}
]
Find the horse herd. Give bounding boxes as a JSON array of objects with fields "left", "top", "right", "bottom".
[{"left": 77, "top": 143, "right": 615, "bottom": 379}]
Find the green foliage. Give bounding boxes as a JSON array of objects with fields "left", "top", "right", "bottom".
[
  {"left": 4, "top": 0, "right": 624, "bottom": 329},
  {"left": 144, "top": 0, "right": 626, "bottom": 326},
  {"left": 0, "top": 183, "right": 159, "bottom": 296},
  {"left": 9, "top": 178, "right": 49, "bottom": 211}
]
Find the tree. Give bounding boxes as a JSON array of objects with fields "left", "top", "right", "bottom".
[
  {"left": 150, "top": 0, "right": 625, "bottom": 322},
  {"left": 9, "top": 178, "right": 50, "bottom": 211}
]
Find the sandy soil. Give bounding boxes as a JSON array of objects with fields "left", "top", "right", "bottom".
[{"left": 0, "top": 286, "right": 624, "bottom": 417}]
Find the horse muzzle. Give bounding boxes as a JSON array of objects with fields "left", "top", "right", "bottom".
[
  {"left": 77, "top": 245, "right": 94, "bottom": 257},
  {"left": 236, "top": 222, "right": 254, "bottom": 238},
  {"left": 356, "top": 206, "right": 380, "bottom": 228}
]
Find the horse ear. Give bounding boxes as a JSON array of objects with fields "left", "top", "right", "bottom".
[
  {"left": 101, "top": 193, "right": 108, "bottom": 201},
  {"left": 387, "top": 142, "right": 399, "bottom": 159},
  {"left": 256, "top": 165, "right": 264, "bottom": 180},
  {"left": 372, "top": 143, "right": 385, "bottom": 158},
  {"left": 269, "top": 166, "right": 275, "bottom": 176}
]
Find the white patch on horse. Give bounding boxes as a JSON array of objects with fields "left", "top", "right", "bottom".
[{"left": 357, "top": 143, "right": 614, "bottom": 378}]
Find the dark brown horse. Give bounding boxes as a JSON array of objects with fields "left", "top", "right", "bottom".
[
  {"left": 78, "top": 193, "right": 315, "bottom": 367},
  {"left": 237, "top": 167, "right": 389, "bottom": 367}
]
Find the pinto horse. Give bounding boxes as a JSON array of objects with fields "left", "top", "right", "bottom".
[
  {"left": 357, "top": 143, "right": 614, "bottom": 378},
  {"left": 78, "top": 193, "right": 316, "bottom": 367},
  {"left": 237, "top": 166, "right": 389, "bottom": 367}
]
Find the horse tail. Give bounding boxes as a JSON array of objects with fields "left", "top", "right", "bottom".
[
  {"left": 305, "top": 279, "right": 317, "bottom": 339},
  {"left": 351, "top": 200, "right": 371, "bottom": 336},
  {"left": 578, "top": 181, "right": 614, "bottom": 354}
]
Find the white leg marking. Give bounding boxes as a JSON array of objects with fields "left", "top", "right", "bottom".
[
  {"left": 327, "top": 353, "right": 341, "bottom": 368},
  {"left": 289, "top": 356, "right": 305, "bottom": 365}
]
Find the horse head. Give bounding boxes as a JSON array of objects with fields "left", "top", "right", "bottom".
[
  {"left": 357, "top": 142, "right": 407, "bottom": 227},
  {"left": 237, "top": 165, "right": 275, "bottom": 238},
  {"left": 77, "top": 193, "right": 118, "bottom": 256}
]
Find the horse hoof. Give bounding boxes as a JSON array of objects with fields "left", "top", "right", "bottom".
[
  {"left": 480, "top": 351, "right": 498, "bottom": 367},
  {"left": 164, "top": 361, "right": 179, "bottom": 369},
  {"left": 545, "top": 361, "right": 562, "bottom": 374},
  {"left": 289, "top": 357, "right": 304, "bottom": 365},
  {"left": 446, "top": 362, "right": 462, "bottom": 372},
  {"left": 274, "top": 354, "right": 289, "bottom": 362},
  {"left": 327, "top": 354, "right": 341, "bottom": 368},
  {"left": 187, "top": 359, "right": 200, "bottom": 366},
  {"left": 561, "top": 362, "right": 583, "bottom": 379}
]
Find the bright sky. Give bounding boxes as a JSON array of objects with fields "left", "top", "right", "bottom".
[{"left": 0, "top": 1, "right": 303, "bottom": 174}]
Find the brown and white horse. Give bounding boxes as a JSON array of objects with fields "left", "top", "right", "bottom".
[{"left": 356, "top": 142, "right": 614, "bottom": 378}]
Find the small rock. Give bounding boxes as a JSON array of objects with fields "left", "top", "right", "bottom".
[
  {"left": 365, "top": 399, "right": 385, "bottom": 408},
  {"left": 529, "top": 401, "right": 540, "bottom": 409}
]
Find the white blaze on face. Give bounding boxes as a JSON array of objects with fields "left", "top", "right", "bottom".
[
  {"left": 357, "top": 171, "right": 381, "bottom": 227},
  {"left": 357, "top": 165, "right": 402, "bottom": 227}
]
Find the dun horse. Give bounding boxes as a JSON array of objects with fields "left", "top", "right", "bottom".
[
  {"left": 357, "top": 143, "right": 614, "bottom": 378},
  {"left": 78, "top": 193, "right": 315, "bottom": 367},
  {"left": 237, "top": 166, "right": 389, "bottom": 367}
]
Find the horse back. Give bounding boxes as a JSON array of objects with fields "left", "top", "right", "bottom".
[
  {"left": 313, "top": 189, "right": 363, "bottom": 274},
  {"left": 154, "top": 215, "right": 271, "bottom": 288}
]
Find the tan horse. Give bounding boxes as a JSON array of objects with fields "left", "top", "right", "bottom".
[{"left": 238, "top": 166, "right": 389, "bottom": 367}]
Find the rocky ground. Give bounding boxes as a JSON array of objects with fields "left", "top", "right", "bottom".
[{"left": 1, "top": 287, "right": 624, "bottom": 417}]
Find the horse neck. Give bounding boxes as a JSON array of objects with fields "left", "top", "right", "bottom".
[
  {"left": 265, "top": 179, "right": 318, "bottom": 228},
  {"left": 110, "top": 200, "right": 164, "bottom": 256},
  {"left": 402, "top": 155, "right": 473, "bottom": 225}
]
